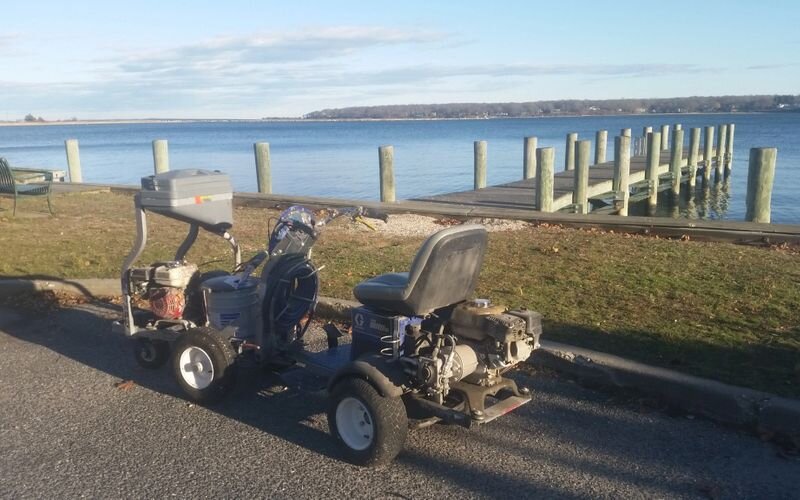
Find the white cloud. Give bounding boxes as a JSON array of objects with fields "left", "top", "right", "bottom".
[
  {"left": 116, "top": 26, "right": 445, "bottom": 73},
  {"left": 746, "top": 63, "right": 796, "bottom": 70}
]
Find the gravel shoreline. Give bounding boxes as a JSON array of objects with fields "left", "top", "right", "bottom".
[{"left": 347, "top": 213, "right": 532, "bottom": 237}]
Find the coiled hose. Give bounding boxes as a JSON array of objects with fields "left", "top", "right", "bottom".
[{"left": 261, "top": 254, "right": 319, "bottom": 346}]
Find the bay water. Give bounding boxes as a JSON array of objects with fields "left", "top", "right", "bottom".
[{"left": 1, "top": 113, "right": 798, "bottom": 223}]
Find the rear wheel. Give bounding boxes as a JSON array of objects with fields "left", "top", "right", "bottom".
[
  {"left": 327, "top": 378, "right": 407, "bottom": 467},
  {"left": 133, "top": 338, "right": 170, "bottom": 369},
  {"left": 171, "top": 327, "right": 237, "bottom": 403}
]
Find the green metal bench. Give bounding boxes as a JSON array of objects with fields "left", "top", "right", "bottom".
[{"left": 0, "top": 157, "right": 53, "bottom": 216}]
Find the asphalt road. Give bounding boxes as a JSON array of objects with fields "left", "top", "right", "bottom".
[{"left": 0, "top": 302, "right": 797, "bottom": 499}]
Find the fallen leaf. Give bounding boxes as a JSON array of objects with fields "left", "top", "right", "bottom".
[{"left": 114, "top": 380, "right": 135, "bottom": 391}]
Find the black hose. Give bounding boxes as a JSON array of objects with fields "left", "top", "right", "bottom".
[{"left": 261, "top": 254, "right": 319, "bottom": 346}]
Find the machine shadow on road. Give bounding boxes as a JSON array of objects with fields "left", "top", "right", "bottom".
[{"left": 0, "top": 299, "right": 345, "bottom": 461}]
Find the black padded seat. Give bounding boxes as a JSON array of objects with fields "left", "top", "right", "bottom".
[{"left": 354, "top": 224, "right": 488, "bottom": 316}]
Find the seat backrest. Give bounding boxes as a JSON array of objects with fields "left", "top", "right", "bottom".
[
  {"left": 403, "top": 224, "right": 488, "bottom": 315},
  {"left": 0, "top": 158, "right": 15, "bottom": 192}
]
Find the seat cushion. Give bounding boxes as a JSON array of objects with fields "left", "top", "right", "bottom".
[{"left": 353, "top": 272, "right": 410, "bottom": 312}]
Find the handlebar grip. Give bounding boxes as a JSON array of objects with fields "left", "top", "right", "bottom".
[{"left": 362, "top": 207, "right": 389, "bottom": 222}]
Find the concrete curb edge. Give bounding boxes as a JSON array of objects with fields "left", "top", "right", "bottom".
[
  {"left": 531, "top": 341, "right": 800, "bottom": 447},
  {"left": 1, "top": 278, "right": 797, "bottom": 446},
  {"left": 0, "top": 278, "right": 120, "bottom": 297}
]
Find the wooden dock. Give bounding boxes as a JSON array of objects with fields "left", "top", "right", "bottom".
[{"left": 415, "top": 149, "right": 716, "bottom": 214}]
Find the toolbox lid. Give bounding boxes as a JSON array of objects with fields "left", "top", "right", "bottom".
[
  {"left": 139, "top": 169, "right": 234, "bottom": 230},
  {"left": 141, "top": 169, "right": 231, "bottom": 198}
]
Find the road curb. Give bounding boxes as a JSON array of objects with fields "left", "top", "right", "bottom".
[
  {"left": 1, "top": 279, "right": 797, "bottom": 446},
  {"left": 0, "top": 278, "right": 119, "bottom": 297},
  {"left": 530, "top": 341, "right": 800, "bottom": 447},
  {"left": 315, "top": 296, "right": 359, "bottom": 321}
]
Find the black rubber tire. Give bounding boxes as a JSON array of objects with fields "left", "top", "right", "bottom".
[
  {"left": 327, "top": 378, "right": 408, "bottom": 467},
  {"left": 133, "top": 338, "right": 170, "bottom": 369},
  {"left": 171, "top": 327, "right": 237, "bottom": 404}
]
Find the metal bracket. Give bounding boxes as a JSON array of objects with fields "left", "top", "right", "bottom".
[{"left": 451, "top": 377, "right": 526, "bottom": 414}]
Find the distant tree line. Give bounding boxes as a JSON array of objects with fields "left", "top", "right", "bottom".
[{"left": 304, "top": 95, "right": 800, "bottom": 120}]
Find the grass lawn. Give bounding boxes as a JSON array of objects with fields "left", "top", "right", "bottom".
[{"left": 2, "top": 191, "right": 799, "bottom": 398}]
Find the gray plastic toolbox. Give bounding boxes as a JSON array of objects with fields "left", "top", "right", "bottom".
[{"left": 140, "top": 169, "right": 233, "bottom": 229}]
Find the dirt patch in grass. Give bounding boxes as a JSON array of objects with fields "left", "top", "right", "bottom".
[{"left": 2, "top": 191, "right": 799, "bottom": 397}]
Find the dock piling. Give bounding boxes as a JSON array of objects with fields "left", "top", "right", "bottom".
[
  {"left": 716, "top": 125, "right": 728, "bottom": 180},
  {"left": 670, "top": 128, "right": 685, "bottom": 196},
  {"left": 703, "top": 126, "right": 715, "bottom": 184},
  {"left": 613, "top": 135, "right": 631, "bottom": 216},
  {"left": 725, "top": 124, "right": 735, "bottom": 172},
  {"left": 152, "top": 139, "right": 169, "bottom": 174},
  {"left": 474, "top": 141, "right": 487, "bottom": 189},
  {"left": 523, "top": 136, "right": 537, "bottom": 179},
  {"left": 621, "top": 128, "right": 632, "bottom": 138},
  {"left": 688, "top": 127, "right": 700, "bottom": 187},
  {"left": 642, "top": 126, "right": 653, "bottom": 151},
  {"left": 745, "top": 147, "right": 777, "bottom": 223},
  {"left": 379, "top": 145, "right": 396, "bottom": 202},
  {"left": 565, "top": 133, "right": 577, "bottom": 171},
  {"left": 64, "top": 139, "right": 82, "bottom": 183},
  {"left": 646, "top": 132, "right": 662, "bottom": 209},
  {"left": 637, "top": 137, "right": 648, "bottom": 156},
  {"left": 254, "top": 142, "right": 271, "bottom": 194},
  {"left": 573, "top": 140, "right": 591, "bottom": 214},
  {"left": 660, "top": 125, "right": 670, "bottom": 151},
  {"left": 535, "top": 147, "right": 555, "bottom": 212},
  {"left": 594, "top": 130, "right": 608, "bottom": 165}
]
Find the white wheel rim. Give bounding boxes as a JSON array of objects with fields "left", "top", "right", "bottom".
[
  {"left": 178, "top": 346, "right": 215, "bottom": 390},
  {"left": 335, "top": 397, "right": 374, "bottom": 451}
]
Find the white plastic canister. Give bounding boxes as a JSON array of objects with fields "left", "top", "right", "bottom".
[{"left": 201, "top": 275, "right": 260, "bottom": 339}]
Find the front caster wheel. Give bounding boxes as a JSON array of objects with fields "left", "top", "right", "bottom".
[
  {"left": 133, "top": 338, "right": 170, "bottom": 369},
  {"left": 171, "top": 327, "right": 237, "bottom": 404},
  {"left": 327, "top": 378, "right": 408, "bottom": 467}
]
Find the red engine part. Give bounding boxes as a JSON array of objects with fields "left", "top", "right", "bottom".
[{"left": 149, "top": 287, "right": 186, "bottom": 319}]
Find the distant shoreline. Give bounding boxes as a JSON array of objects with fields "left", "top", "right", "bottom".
[
  {"left": 0, "top": 110, "right": 780, "bottom": 128},
  {"left": 0, "top": 118, "right": 275, "bottom": 128}
]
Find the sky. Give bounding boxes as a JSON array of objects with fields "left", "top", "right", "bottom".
[{"left": 0, "top": 0, "right": 798, "bottom": 119}]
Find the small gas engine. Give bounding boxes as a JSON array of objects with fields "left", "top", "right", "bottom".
[
  {"left": 126, "top": 261, "right": 198, "bottom": 321},
  {"left": 351, "top": 298, "right": 541, "bottom": 405}
]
